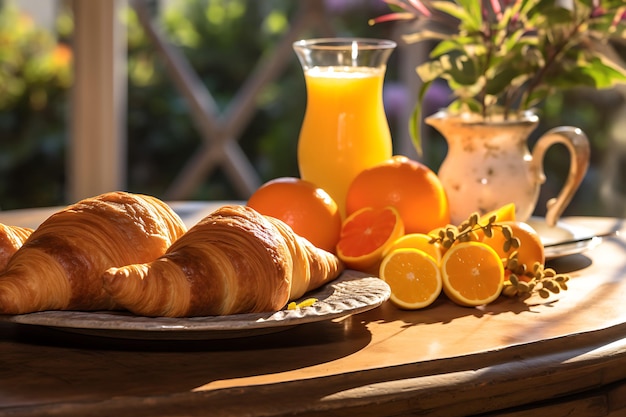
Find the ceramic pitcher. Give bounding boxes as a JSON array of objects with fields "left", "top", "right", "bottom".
[{"left": 425, "top": 110, "right": 590, "bottom": 226}]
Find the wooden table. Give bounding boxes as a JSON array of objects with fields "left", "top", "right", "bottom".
[{"left": 0, "top": 203, "right": 625, "bottom": 417}]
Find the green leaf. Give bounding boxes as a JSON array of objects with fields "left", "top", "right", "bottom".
[
  {"left": 431, "top": 0, "right": 481, "bottom": 32},
  {"left": 485, "top": 67, "right": 529, "bottom": 96},
  {"left": 430, "top": 39, "right": 462, "bottom": 57},
  {"left": 430, "top": 38, "right": 479, "bottom": 57},
  {"left": 416, "top": 60, "right": 449, "bottom": 83},
  {"left": 498, "top": 0, "right": 525, "bottom": 31},
  {"left": 446, "top": 54, "right": 483, "bottom": 85},
  {"left": 581, "top": 54, "right": 626, "bottom": 88},
  {"left": 409, "top": 80, "right": 433, "bottom": 157},
  {"left": 402, "top": 30, "right": 452, "bottom": 44},
  {"left": 456, "top": 0, "right": 482, "bottom": 27},
  {"left": 452, "top": 97, "right": 482, "bottom": 114},
  {"left": 523, "top": 85, "right": 552, "bottom": 109}
]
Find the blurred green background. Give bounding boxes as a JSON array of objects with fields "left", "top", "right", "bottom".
[{"left": 0, "top": 0, "right": 625, "bottom": 218}]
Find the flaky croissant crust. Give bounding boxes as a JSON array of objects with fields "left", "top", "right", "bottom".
[
  {"left": 0, "top": 224, "right": 33, "bottom": 271},
  {"left": 0, "top": 191, "right": 187, "bottom": 314},
  {"left": 104, "top": 205, "right": 344, "bottom": 317}
]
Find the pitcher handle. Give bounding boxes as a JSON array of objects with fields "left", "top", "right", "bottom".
[{"left": 532, "top": 126, "right": 590, "bottom": 227}]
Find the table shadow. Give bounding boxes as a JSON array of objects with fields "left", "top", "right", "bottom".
[{"left": 0, "top": 314, "right": 372, "bottom": 408}]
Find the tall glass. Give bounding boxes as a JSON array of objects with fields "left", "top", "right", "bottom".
[{"left": 293, "top": 38, "right": 396, "bottom": 217}]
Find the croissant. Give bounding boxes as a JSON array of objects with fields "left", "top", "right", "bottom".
[
  {"left": 0, "top": 224, "right": 33, "bottom": 271},
  {"left": 0, "top": 191, "right": 187, "bottom": 314},
  {"left": 103, "top": 205, "right": 344, "bottom": 317}
]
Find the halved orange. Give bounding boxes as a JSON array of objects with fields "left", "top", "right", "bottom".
[
  {"left": 336, "top": 206, "right": 404, "bottom": 273},
  {"left": 379, "top": 248, "right": 442, "bottom": 309},
  {"left": 383, "top": 233, "right": 442, "bottom": 264},
  {"left": 441, "top": 241, "right": 504, "bottom": 307}
]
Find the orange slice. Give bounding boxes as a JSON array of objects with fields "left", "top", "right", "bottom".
[
  {"left": 336, "top": 206, "right": 404, "bottom": 273},
  {"left": 441, "top": 241, "right": 504, "bottom": 307},
  {"left": 379, "top": 248, "right": 442, "bottom": 309},
  {"left": 474, "top": 203, "right": 516, "bottom": 241},
  {"left": 383, "top": 233, "right": 442, "bottom": 264},
  {"left": 479, "top": 203, "right": 516, "bottom": 226}
]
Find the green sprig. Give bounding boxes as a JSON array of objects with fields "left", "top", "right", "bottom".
[
  {"left": 429, "top": 211, "right": 571, "bottom": 299},
  {"left": 503, "top": 255, "right": 570, "bottom": 299}
]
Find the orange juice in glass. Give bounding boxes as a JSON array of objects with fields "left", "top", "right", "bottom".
[{"left": 293, "top": 38, "right": 396, "bottom": 217}]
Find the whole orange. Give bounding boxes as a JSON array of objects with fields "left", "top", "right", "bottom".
[
  {"left": 247, "top": 177, "right": 342, "bottom": 253},
  {"left": 482, "top": 221, "right": 545, "bottom": 273},
  {"left": 345, "top": 155, "right": 450, "bottom": 234}
]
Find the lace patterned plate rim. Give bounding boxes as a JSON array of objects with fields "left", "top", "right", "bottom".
[{"left": 0, "top": 270, "right": 390, "bottom": 340}]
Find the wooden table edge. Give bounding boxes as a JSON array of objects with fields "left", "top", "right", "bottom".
[{"left": 5, "top": 322, "right": 626, "bottom": 417}]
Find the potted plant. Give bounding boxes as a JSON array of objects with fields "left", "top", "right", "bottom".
[{"left": 371, "top": 0, "right": 626, "bottom": 224}]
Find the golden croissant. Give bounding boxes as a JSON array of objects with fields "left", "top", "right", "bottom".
[
  {"left": 0, "top": 191, "right": 187, "bottom": 314},
  {"left": 0, "top": 224, "right": 33, "bottom": 271},
  {"left": 103, "top": 205, "right": 344, "bottom": 317}
]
